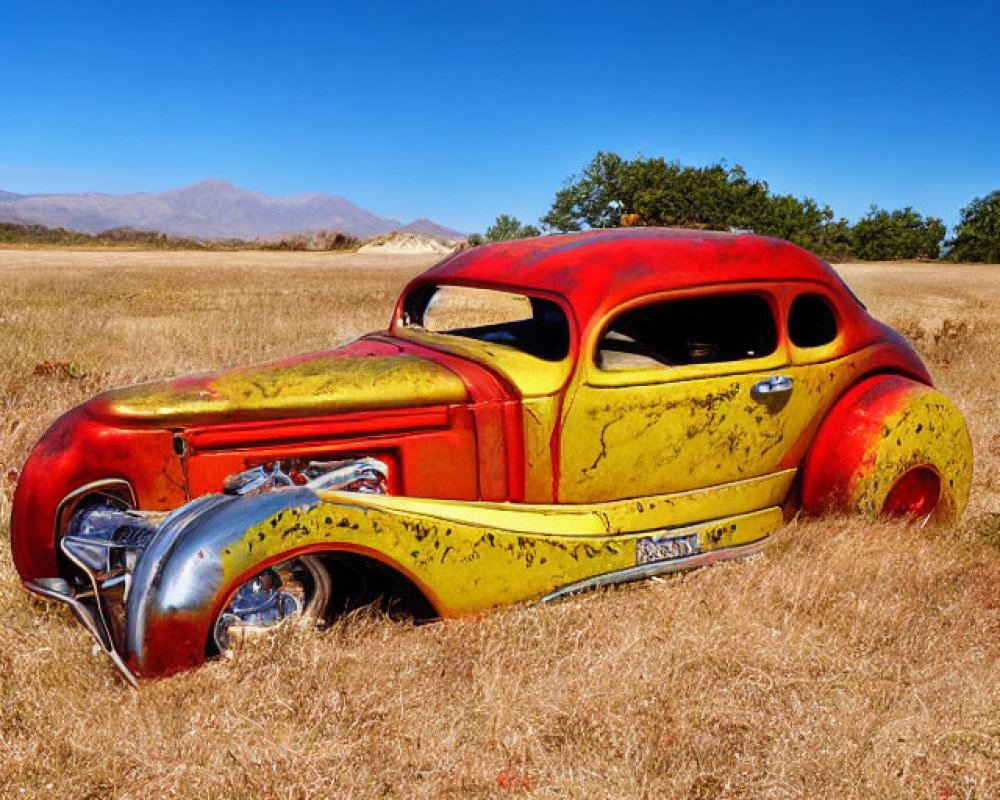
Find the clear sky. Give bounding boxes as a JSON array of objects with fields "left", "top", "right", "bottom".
[{"left": 0, "top": 0, "right": 996, "bottom": 233}]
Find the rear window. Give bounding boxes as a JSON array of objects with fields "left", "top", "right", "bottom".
[
  {"left": 788, "top": 293, "right": 838, "bottom": 348},
  {"left": 401, "top": 285, "right": 570, "bottom": 361},
  {"left": 597, "top": 294, "right": 778, "bottom": 370}
]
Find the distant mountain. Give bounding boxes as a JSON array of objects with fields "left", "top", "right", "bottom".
[{"left": 0, "top": 179, "right": 463, "bottom": 240}]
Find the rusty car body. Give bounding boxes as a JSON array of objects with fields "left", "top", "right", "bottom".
[{"left": 11, "top": 228, "right": 974, "bottom": 683}]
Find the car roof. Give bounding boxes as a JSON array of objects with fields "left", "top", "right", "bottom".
[{"left": 411, "top": 227, "right": 851, "bottom": 329}]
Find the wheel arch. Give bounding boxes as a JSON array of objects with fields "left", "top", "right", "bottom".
[
  {"left": 799, "top": 371, "right": 973, "bottom": 522},
  {"left": 123, "top": 489, "right": 441, "bottom": 678},
  {"left": 206, "top": 542, "right": 442, "bottom": 641}
]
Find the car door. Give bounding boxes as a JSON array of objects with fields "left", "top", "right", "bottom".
[{"left": 557, "top": 286, "right": 815, "bottom": 504}]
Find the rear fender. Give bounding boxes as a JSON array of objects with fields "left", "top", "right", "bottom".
[{"left": 801, "top": 374, "right": 973, "bottom": 522}]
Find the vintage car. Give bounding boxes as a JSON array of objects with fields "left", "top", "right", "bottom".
[{"left": 11, "top": 228, "right": 973, "bottom": 683}]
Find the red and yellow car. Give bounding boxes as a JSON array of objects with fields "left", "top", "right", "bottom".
[{"left": 11, "top": 228, "right": 973, "bottom": 683}]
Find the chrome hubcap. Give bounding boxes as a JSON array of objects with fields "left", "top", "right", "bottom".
[{"left": 213, "top": 556, "right": 329, "bottom": 652}]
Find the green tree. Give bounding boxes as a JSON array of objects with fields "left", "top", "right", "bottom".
[
  {"left": 540, "top": 152, "right": 845, "bottom": 257},
  {"left": 627, "top": 160, "right": 774, "bottom": 230},
  {"left": 540, "top": 151, "right": 633, "bottom": 231},
  {"left": 803, "top": 217, "right": 854, "bottom": 261},
  {"left": 851, "top": 206, "right": 945, "bottom": 260},
  {"left": 484, "top": 214, "right": 541, "bottom": 242},
  {"left": 945, "top": 191, "right": 1000, "bottom": 263},
  {"left": 762, "top": 194, "right": 833, "bottom": 245}
]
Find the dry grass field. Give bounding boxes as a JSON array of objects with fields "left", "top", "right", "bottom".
[{"left": 0, "top": 249, "right": 998, "bottom": 799}]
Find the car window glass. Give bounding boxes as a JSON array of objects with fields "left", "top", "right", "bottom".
[
  {"left": 788, "top": 293, "right": 838, "bottom": 348},
  {"left": 402, "top": 285, "right": 570, "bottom": 361},
  {"left": 596, "top": 294, "right": 777, "bottom": 370}
]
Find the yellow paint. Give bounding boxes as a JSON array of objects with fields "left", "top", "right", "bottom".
[
  {"left": 522, "top": 395, "right": 560, "bottom": 502},
  {"left": 392, "top": 328, "right": 572, "bottom": 503},
  {"left": 103, "top": 355, "right": 468, "bottom": 423},
  {"left": 852, "top": 387, "right": 973, "bottom": 522},
  {"left": 394, "top": 328, "right": 573, "bottom": 398},
  {"left": 788, "top": 331, "right": 845, "bottom": 366},
  {"left": 559, "top": 346, "right": 872, "bottom": 503},
  {"left": 329, "top": 468, "right": 795, "bottom": 536},
  {"left": 772, "top": 355, "right": 864, "bottom": 467},
  {"left": 223, "top": 495, "right": 783, "bottom": 616}
]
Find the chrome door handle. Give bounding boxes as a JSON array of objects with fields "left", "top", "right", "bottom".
[{"left": 751, "top": 375, "right": 794, "bottom": 405}]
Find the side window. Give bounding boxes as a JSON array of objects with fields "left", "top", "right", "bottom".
[
  {"left": 596, "top": 294, "right": 778, "bottom": 370},
  {"left": 788, "top": 293, "right": 838, "bottom": 348}
]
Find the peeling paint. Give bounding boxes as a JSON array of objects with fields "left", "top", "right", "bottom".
[
  {"left": 522, "top": 395, "right": 562, "bottom": 502},
  {"left": 11, "top": 228, "right": 974, "bottom": 681},
  {"left": 852, "top": 389, "right": 973, "bottom": 520},
  {"left": 801, "top": 374, "right": 973, "bottom": 523},
  {"left": 222, "top": 494, "right": 783, "bottom": 616},
  {"left": 559, "top": 351, "right": 867, "bottom": 503}
]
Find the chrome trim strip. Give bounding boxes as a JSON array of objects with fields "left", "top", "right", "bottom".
[
  {"left": 540, "top": 537, "right": 769, "bottom": 602},
  {"left": 23, "top": 579, "right": 138, "bottom": 687},
  {"left": 54, "top": 478, "right": 136, "bottom": 541}
]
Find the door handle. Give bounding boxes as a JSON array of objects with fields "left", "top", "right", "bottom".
[{"left": 751, "top": 375, "right": 794, "bottom": 409}]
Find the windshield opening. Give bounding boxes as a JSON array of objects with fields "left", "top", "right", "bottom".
[{"left": 401, "top": 284, "right": 570, "bottom": 362}]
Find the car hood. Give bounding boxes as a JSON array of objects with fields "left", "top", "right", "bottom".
[{"left": 86, "top": 339, "right": 470, "bottom": 426}]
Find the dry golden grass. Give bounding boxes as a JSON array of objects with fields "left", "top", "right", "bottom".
[{"left": 0, "top": 251, "right": 998, "bottom": 798}]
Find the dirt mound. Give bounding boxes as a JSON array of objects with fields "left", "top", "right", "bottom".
[{"left": 358, "top": 231, "right": 457, "bottom": 255}]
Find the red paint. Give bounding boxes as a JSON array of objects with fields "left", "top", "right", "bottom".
[
  {"left": 11, "top": 334, "right": 522, "bottom": 581},
  {"left": 183, "top": 405, "right": 453, "bottom": 452},
  {"left": 12, "top": 229, "right": 934, "bottom": 590},
  {"left": 882, "top": 468, "right": 941, "bottom": 519},
  {"left": 800, "top": 375, "right": 924, "bottom": 514},
  {"left": 397, "top": 229, "right": 866, "bottom": 344},
  {"left": 11, "top": 406, "right": 187, "bottom": 581}
]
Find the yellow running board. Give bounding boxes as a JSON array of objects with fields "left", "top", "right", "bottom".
[{"left": 319, "top": 468, "right": 796, "bottom": 537}]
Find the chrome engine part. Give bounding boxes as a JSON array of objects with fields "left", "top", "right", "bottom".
[
  {"left": 223, "top": 456, "right": 388, "bottom": 496},
  {"left": 43, "top": 456, "right": 388, "bottom": 684},
  {"left": 213, "top": 458, "right": 386, "bottom": 649},
  {"left": 62, "top": 504, "right": 162, "bottom": 586},
  {"left": 56, "top": 499, "right": 166, "bottom": 687}
]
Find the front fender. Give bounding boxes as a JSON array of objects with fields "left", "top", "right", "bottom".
[
  {"left": 124, "top": 477, "right": 790, "bottom": 679},
  {"left": 125, "top": 488, "right": 324, "bottom": 677},
  {"left": 12, "top": 404, "right": 186, "bottom": 583}
]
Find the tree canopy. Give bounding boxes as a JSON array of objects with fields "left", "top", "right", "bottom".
[
  {"left": 945, "top": 191, "right": 1000, "bottom": 263},
  {"left": 538, "top": 152, "right": 980, "bottom": 262},
  {"left": 468, "top": 152, "right": 997, "bottom": 262},
  {"left": 484, "top": 214, "right": 540, "bottom": 242},
  {"left": 540, "top": 152, "right": 833, "bottom": 247},
  {"left": 851, "top": 207, "right": 945, "bottom": 260}
]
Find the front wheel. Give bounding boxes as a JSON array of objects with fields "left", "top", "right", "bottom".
[{"left": 212, "top": 555, "right": 331, "bottom": 653}]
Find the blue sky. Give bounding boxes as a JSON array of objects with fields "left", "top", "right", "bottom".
[{"left": 0, "top": 0, "right": 997, "bottom": 233}]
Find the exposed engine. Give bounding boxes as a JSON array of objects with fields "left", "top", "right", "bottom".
[{"left": 223, "top": 456, "right": 388, "bottom": 496}]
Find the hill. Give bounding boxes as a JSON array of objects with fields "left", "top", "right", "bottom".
[{"left": 0, "top": 179, "right": 463, "bottom": 240}]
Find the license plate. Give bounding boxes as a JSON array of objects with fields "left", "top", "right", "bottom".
[{"left": 635, "top": 532, "right": 703, "bottom": 565}]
